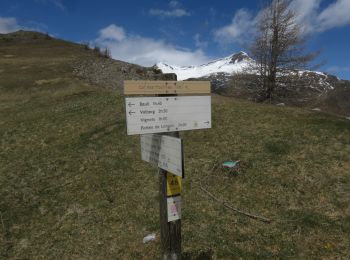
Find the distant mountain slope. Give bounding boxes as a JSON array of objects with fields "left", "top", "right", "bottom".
[
  {"left": 156, "top": 51, "right": 252, "bottom": 80},
  {"left": 156, "top": 51, "right": 349, "bottom": 116},
  {"left": 156, "top": 51, "right": 333, "bottom": 91}
]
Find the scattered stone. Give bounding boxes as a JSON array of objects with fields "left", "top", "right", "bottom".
[
  {"left": 312, "top": 108, "right": 321, "bottom": 111},
  {"left": 143, "top": 233, "right": 156, "bottom": 243},
  {"left": 276, "top": 103, "right": 285, "bottom": 106}
]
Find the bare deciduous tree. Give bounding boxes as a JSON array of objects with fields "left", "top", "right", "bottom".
[{"left": 249, "top": 0, "right": 319, "bottom": 101}]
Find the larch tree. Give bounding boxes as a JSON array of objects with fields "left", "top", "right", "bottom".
[{"left": 249, "top": 0, "right": 319, "bottom": 101}]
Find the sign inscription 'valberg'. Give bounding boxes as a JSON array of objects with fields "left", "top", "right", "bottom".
[{"left": 124, "top": 80, "right": 210, "bottom": 95}]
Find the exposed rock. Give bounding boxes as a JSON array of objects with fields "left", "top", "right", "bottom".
[{"left": 73, "top": 53, "right": 176, "bottom": 92}]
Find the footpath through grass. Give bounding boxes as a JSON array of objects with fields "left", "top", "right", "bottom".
[{"left": 1, "top": 37, "right": 350, "bottom": 259}]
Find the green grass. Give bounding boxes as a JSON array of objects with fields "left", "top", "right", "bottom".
[{"left": 1, "top": 35, "right": 350, "bottom": 259}]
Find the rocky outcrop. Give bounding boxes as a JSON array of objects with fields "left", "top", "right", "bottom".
[{"left": 73, "top": 53, "right": 176, "bottom": 92}]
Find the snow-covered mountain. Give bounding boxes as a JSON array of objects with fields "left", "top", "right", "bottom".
[
  {"left": 155, "top": 51, "right": 346, "bottom": 109},
  {"left": 156, "top": 51, "right": 335, "bottom": 92},
  {"left": 156, "top": 51, "right": 253, "bottom": 81}
]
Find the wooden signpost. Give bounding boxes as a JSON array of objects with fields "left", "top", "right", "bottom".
[{"left": 124, "top": 80, "right": 211, "bottom": 259}]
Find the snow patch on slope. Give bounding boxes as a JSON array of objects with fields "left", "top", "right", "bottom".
[{"left": 156, "top": 51, "right": 253, "bottom": 80}]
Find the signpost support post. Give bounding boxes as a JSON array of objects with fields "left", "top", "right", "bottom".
[
  {"left": 157, "top": 84, "right": 181, "bottom": 258},
  {"left": 159, "top": 164, "right": 181, "bottom": 259}
]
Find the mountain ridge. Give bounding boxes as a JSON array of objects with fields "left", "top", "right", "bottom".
[
  {"left": 156, "top": 51, "right": 332, "bottom": 83},
  {"left": 156, "top": 51, "right": 253, "bottom": 81}
]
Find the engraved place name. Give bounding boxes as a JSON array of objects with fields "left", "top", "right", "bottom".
[
  {"left": 139, "top": 101, "right": 163, "bottom": 106},
  {"left": 140, "top": 118, "right": 156, "bottom": 123},
  {"left": 140, "top": 110, "right": 156, "bottom": 115},
  {"left": 140, "top": 124, "right": 175, "bottom": 131}
]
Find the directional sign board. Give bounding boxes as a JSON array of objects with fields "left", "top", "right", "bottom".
[
  {"left": 125, "top": 96, "right": 211, "bottom": 135},
  {"left": 141, "top": 134, "right": 184, "bottom": 177},
  {"left": 124, "top": 80, "right": 210, "bottom": 95}
]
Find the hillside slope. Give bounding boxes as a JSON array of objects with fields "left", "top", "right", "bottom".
[
  {"left": 1, "top": 31, "right": 350, "bottom": 259},
  {"left": 0, "top": 30, "right": 174, "bottom": 93}
]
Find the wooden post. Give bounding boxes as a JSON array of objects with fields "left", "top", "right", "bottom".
[
  {"left": 159, "top": 131, "right": 181, "bottom": 260},
  {"left": 158, "top": 76, "right": 181, "bottom": 259}
]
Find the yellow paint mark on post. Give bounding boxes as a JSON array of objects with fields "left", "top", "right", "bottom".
[{"left": 167, "top": 172, "right": 182, "bottom": 196}]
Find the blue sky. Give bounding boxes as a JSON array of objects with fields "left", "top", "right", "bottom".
[{"left": 1, "top": 0, "right": 350, "bottom": 79}]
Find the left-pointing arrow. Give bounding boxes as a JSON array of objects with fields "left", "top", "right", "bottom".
[
  {"left": 129, "top": 111, "right": 135, "bottom": 115},
  {"left": 128, "top": 102, "right": 135, "bottom": 107}
]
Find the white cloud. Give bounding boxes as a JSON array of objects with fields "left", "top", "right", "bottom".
[
  {"left": 169, "top": 0, "right": 179, "bottom": 8},
  {"left": 214, "top": 9, "right": 255, "bottom": 45},
  {"left": 214, "top": 0, "right": 350, "bottom": 45},
  {"left": 0, "top": 17, "right": 20, "bottom": 33},
  {"left": 290, "top": 0, "right": 350, "bottom": 33},
  {"left": 0, "top": 16, "right": 47, "bottom": 34},
  {"left": 193, "top": 33, "right": 208, "bottom": 49},
  {"left": 94, "top": 24, "right": 210, "bottom": 67},
  {"left": 35, "top": 0, "right": 65, "bottom": 11},
  {"left": 290, "top": 0, "right": 321, "bottom": 34},
  {"left": 149, "top": 1, "right": 190, "bottom": 18},
  {"left": 98, "top": 24, "right": 126, "bottom": 41},
  {"left": 52, "top": 0, "right": 65, "bottom": 11},
  {"left": 327, "top": 65, "right": 350, "bottom": 73},
  {"left": 317, "top": 0, "right": 350, "bottom": 31},
  {"left": 149, "top": 8, "right": 190, "bottom": 18}
]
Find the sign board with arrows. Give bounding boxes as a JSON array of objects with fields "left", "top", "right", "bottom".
[
  {"left": 141, "top": 134, "right": 184, "bottom": 177},
  {"left": 125, "top": 96, "right": 211, "bottom": 135},
  {"left": 124, "top": 80, "right": 210, "bottom": 95}
]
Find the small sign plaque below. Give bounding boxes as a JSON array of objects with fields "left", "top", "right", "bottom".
[
  {"left": 141, "top": 134, "right": 184, "bottom": 177},
  {"left": 167, "top": 172, "right": 182, "bottom": 196},
  {"left": 167, "top": 196, "right": 181, "bottom": 222}
]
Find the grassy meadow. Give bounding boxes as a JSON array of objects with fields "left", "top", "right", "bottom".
[{"left": 0, "top": 36, "right": 349, "bottom": 259}]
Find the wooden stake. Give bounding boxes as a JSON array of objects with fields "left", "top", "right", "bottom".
[{"left": 159, "top": 130, "right": 181, "bottom": 260}]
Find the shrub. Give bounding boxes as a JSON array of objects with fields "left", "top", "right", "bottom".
[
  {"left": 45, "top": 32, "right": 52, "bottom": 40},
  {"left": 82, "top": 42, "right": 90, "bottom": 51}
]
